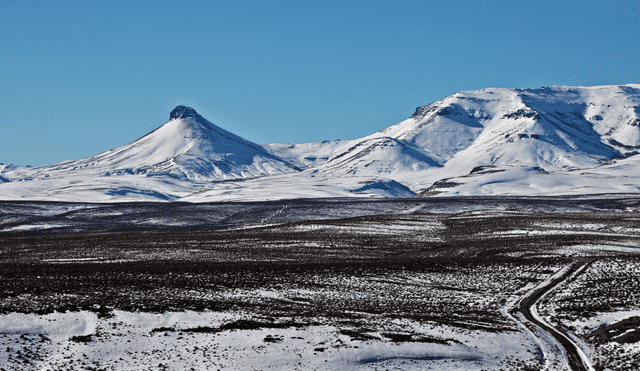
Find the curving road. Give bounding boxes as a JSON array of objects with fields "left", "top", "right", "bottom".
[{"left": 511, "top": 258, "right": 595, "bottom": 371}]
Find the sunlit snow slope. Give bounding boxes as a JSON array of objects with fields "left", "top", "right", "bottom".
[
  {"left": 194, "top": 84, "right": 640, "bottom": 201},
  {"left": 8, "top": 106, "right": 298, "bottom": 181},
  {"left": 376, "top": 85, "right": 639, "bottom": 170},
  {"left": 0, "top": 106, "right": 304, "bottom": 201},
  {"left": 2, "top": 84, "right": 640, "bottom": 201}
]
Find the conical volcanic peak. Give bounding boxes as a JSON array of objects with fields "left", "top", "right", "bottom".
[
  {"left": 0, "top": 104, "right": 299, "bottom": 184},
  {"left": 170, "top": 105, "right": 200, "bottom": 120}
]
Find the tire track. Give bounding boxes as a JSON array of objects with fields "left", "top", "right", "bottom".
[{"left": 511, "top": 258, "right": 595, "bottom": 371}]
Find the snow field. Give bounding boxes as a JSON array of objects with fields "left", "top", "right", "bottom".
[{"left": 0, "top": 310, "right": 549, "bottom": 371}]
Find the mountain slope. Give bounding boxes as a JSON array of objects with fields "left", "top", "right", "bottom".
[
  {"left": 315, "top": 136, "right": 442, "bottom": 177},
  {"left": 2, "top": 85, "right": 640, "bottom": 202},
  {"left": 417, "top": 154, "right": 640, "bottom": 197},
  {"left": 262, "top": 140, "right": 349, "bottom": 169},
  {"left": 185, "top": 84, "right": 640, "bottom": 201},
  {"left": 6, "top": 106, "right": 299, "bottom": 182},
  {"left": 374, "top": 85, "right": 639, "bottom": 171}
]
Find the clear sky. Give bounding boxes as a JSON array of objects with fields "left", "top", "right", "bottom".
[{"left": 1, "top": 0, "right": 638, "bottom": 166}]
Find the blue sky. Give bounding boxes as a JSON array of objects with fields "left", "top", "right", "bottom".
[{"left": 1, "top": 0, "right": 638, "bottom": 166}]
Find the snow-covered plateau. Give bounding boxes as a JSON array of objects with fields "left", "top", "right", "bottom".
[{"left": 2, "top": 84, "right": 640, "bottom": 202}]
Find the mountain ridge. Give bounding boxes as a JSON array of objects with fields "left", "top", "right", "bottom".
[{"left": 2, "top": 84, "right": 640, "bottom": 202}]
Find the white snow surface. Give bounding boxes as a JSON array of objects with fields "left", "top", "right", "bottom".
[
  {"left": 4, "top": 106, "right": 297, "bottom": 183},
  {"left": 0, "top": 163, "right": 24, "bottom": 174},
  {"left": 2, "top": 85, "right": 640, "bottom": 202},
  {"left": 0, "top": 310, "right": 546, "bottom": 370}
]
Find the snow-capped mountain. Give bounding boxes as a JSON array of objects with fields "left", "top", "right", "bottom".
[
  {"left": 262, "top": 84, "right": 639, "bottom": 198},
  {"left": 6, "top": 106, "right": 299, "bottom": 182},
  {"left": 276, "top": 84, "right": 639, "bottom": 173},
  {"left": 2, "top": 84, "right": 640, "bottom": 202},
  {"left": 376, "top": 85, "right": 639, "bottom": 169}
]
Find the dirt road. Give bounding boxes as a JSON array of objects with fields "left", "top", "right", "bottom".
[{"left": 512, "top": 259, "right": 595, "bottom": 371}]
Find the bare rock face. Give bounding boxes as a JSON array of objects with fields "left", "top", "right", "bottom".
[
  {"left": 411, "top": 103, "right": 438, "bottom": 118},
  {"left": 170, "top": 105, "right": 201, "bottom": 120}
]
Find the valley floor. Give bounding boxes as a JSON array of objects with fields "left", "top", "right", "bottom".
[{"left": 0, "top": 198, "right": 639, "bottom": 370}]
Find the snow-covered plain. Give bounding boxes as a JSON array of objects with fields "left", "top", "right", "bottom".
[
  {"left": 2, "top": 201, "right": 639, "bottom": 370},
  {"left": 1, "top": 85, "right": 640, "bottom": 202},
  {"left": 0, "top": 310, "right": 548, "bottom": 371}
]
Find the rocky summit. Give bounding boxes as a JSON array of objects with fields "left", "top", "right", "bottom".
[{"left": 170, "top": 105, "right": 200, "bottom": 120}]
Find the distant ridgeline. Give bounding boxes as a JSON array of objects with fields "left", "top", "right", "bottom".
[{"left": 1, "top": 84, "right": 640, "bottom": 202}]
